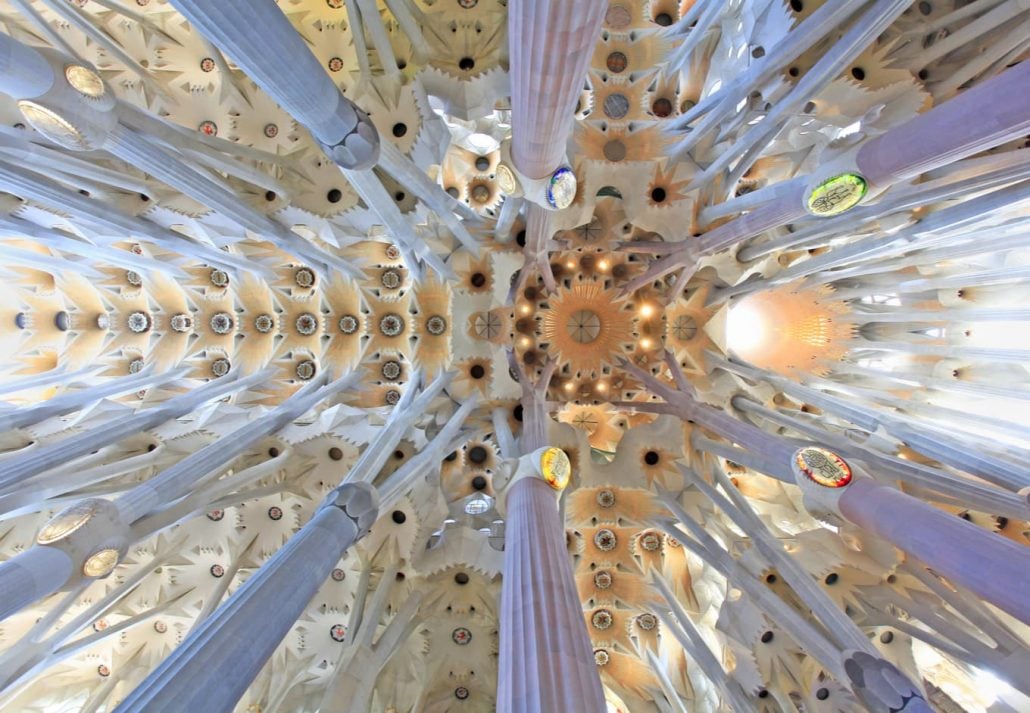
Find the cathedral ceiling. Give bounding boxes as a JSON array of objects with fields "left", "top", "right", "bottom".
[{"left": 0, "top": 1, "right": 1027, "bottom": 712}]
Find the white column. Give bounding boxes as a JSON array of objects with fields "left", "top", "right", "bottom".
[
  {"left": 0, "top": 32, "right": 54, "bottom": 97},
  {"left": 114, "top": 484, "right": 378, "bottom": 713},
  {"left": 0, "top": 548, "right": 73, "bottom": 621},
  {"left": 168, "top": 0, "right": 378, "bottom": 169}
]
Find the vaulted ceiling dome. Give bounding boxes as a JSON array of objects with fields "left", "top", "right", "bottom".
[{"left": 0, "top": 1, "right": 1027, "bottom": 712}]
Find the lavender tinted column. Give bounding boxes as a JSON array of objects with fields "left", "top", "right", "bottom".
[
  {"left": 857, "top": 62, "right": 1030, "bottom": 187},
  {"left": 626, "top": 61, "right": 1030, "bottom": 292},
  {"left": 508, "top": 0, "right": 607, "bottom": 180},
  {"left": 0, "top": 32, "right": 54, "bottom": 97},
  {"left": 791, "top": 448, "right": 1030, "bottom": 625},
  {"left": 838, "top": 478, "right": 1030, "bottom": 624},
  {"left": 497, "top": 450, "right": 606, "bottom": 712},
  {"left": 168, "top": 0, "right": 378, "bottom": 169},
  {"left": 0, "top": 548, "right": 73, "bottom": 621}
]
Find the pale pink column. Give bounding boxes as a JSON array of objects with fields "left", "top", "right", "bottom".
[
  {"left": 839, "top": 478, "right": 1030, "bottom": 624},
  {"left": 497, "top": 478, "right": 607, "bottom": 712},
  {"left": 508, "top": 0, "right": 607, "bottom": 179}
]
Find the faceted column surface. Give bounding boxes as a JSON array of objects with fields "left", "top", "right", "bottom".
[
  {"left": 508, "top": 0, "right": 608, "bottom": 179},
  {"left": 497, "top": 477, "right": 606, "bottom": 713},
  {"left": 0, "top": 32, "right": 54, "bottom": 97}
]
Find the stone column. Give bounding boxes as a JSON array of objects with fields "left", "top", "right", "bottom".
[
  {"left": 657, "top": 484, "right": 933, "bottom": 712},
  {"left": 0, "top": 370, "right": 267, "bottom": 491},
  {"left": 0, "top": 31, "right": 344, "bottom": 273},
  {"left": 620, "top": 358, "right": 798, "bottom": 481},
  {"left": 0, "top": 158, "right": 254, "bottom": 274},
  {"left": 508, "top": 0, "right": 607, "bottom": 180},
  {"left": 840, "top": 479, "right": 1030, "bottom": 624},
  {"left": 0, "top": 32, "right": 54, "bottom": 98},
  {"left": 0, "top": 364, "right": 93, "bottom": 398},
  {"left": 717, "top": 357, "right": 1030, "bottom": 496},
  {"left": 105, "top": 124, "right": 359, "bottom": 277},
  {"left": 113, "top": 483, "right": 378, "bottom": 713},
  {"left": 624, "top": 60, "right": 1030, "bottom": 293},
  {"left": 496, "top": 448, "right": 606, "bottom": 712},
  {"left": 522, "top": 204, "right": 557, "bottom": 292},
  {"left": 791, "top": 447, "right": 1030, "bottom": 625},
  {"left": 0, "top": 547, "right": 73, "bottom": 621},
  {"left": 518, "top": 359, "right": 556, "bottom": 453},
  {"left": 168, "top": 0, "right": 378, "bottom": 169},
  {"left": 116, "top": 373, "right": 359, "bottom": 523},
  {"left": 857, "top": 61, "right": 1030, "bottom": 187},
  {"left": 0, "top": 365, "right": 184, "bottom": 432}
]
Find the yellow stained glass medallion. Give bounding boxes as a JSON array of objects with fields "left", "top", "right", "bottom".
[
  {"left": 496, "top": 164, "right": 517, "bottom": 194},
  {"left": 806, "top": 173, "right": 867, "bottom": 216},
  {"left": 18, "top": 101, "right": 89, "bottom": 150},
  {"left": 65, "top": 65, "right": 105, "bottom": 98},
  {"left": 37, "top": 500, "right": 98, "bottom": 545},
  {"left": 540, "top": 447, "right": 571, "bottom": 490},
  {"left": 83, "top": 548, "right": 120, "bottom": 578}
]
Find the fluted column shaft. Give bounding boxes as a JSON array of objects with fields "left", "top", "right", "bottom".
[
  {"left": 0, "top": 366, "right": 183, "bottom": 432},
  {"left": 724, "top": 361, "right": 1030, "bottom": 492},
  {"left": 687, "top": 400, "right": 798, "bottom": 474},
  {"left": 0, "top": 547, "right": 73, "bottom": 621},
  {"left": 620, "top": 359, "right": 797, "bottom": 481},
  {"left": 838, "top": 478, "right": 1030, "bottom": 624},
  {"left": 0, "top": 365, "right": 94, "bottom": 397},
  {"left": 0, "top": 31, "right": 341, "bottom": 271},
  {"left": 117, "top": 374, "right": 358, "bottom": 522},
  {"left": 164, "top": 0, "right": 336, "bottom": 139},
  {"left": 508, "top": 0, "right": 607, "bottom": 179},
  {"left": 0, "top": 370, "right": 264, "bottom": 491},
  {"left": 523, "top": 204, "right": 557, "bottom": 291},
  {"left": 497, "top": 478, "right": 606, "bottom": 712},
  {"left": 104, "top": 125, "right": 355, "bottom": 276},
  {"left": 0, "top": 159, "right": 253, "bottom": 273},
  {"left": 114, "top": 485, "right": 376, "bottom": 713}
]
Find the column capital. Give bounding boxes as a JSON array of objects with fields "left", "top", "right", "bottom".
[
  {"left": 317, "top": 100, "right": 380, "bottom": 171},
  {"left": 33, "top": 497, "right": 131, "bottom": 584},
  {"left": 492, "top": 446, "right": 572, "bottom": 515},
  {"left": 323, "top": 482, "right": 379, "bottom": 538},
  {"left": 843, "top": 649, "right": 931, "bottom": 712},
  {"left": 790, "top": 446, "right": 859, "bottom": 525},
  {"left": 499, "top": 139, "right": 577, "bottom": 211}
]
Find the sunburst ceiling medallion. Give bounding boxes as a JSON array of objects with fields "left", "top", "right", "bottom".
[{"left": 541, "top": 283, "right": 634, "bottom": 374}]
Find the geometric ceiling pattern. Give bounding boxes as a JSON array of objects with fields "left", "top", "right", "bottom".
[{"left": 0, "top": 1, "right": 1027, "bottom": 711}]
